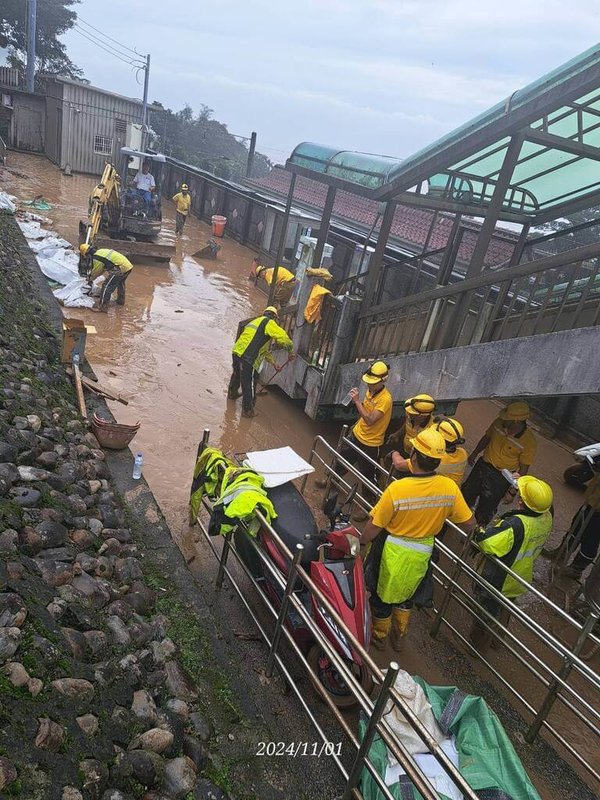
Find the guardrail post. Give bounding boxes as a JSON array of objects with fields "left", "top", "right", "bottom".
[
  {"left": 215, "top": 529, "right": 233, "bottom": 590},
  {"left": 430, "top": 528, "right": 474, "bottom": 639},
  {"left": 341, "top": 661, "right": 400, "bottom": 800},
  {"left": 266, "top": 544, "right": 303, "bottom": 677},
  {"left": 525, "top": 608, "right": 600, "bottom": 743}
]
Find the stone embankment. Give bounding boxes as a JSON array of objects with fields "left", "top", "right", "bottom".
[{"left": 0, "top": 210, "right": 238, "bottom": 799}]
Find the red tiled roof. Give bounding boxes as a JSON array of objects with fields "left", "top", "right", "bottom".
[{"left": 250, "top": 167, "right": 516, "bottom": 268}]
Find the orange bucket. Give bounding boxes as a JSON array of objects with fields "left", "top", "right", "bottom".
[{"left": 211, "top": 215, "right": 227, "bottom": 237}]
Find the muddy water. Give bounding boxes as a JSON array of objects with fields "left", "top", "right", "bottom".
[{"left": 2, "top": 151, "right": 598, "bottom": 795}]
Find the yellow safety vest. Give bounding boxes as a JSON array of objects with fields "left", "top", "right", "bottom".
[
  {"left": 232, "top": 315, "right": 292, "bottom": 371},
  {"left": 475, "top": 509, "right": 552, "bottom": 598}
]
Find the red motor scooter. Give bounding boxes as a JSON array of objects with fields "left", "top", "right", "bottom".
[{"left": 238, "top": 483, "right": 373, "bottom": 708}]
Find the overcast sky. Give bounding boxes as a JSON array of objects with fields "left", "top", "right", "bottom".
[{"left": 37, "top": 1, "right": 600, "bottom": 162}]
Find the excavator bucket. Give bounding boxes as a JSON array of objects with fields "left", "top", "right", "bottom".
[
  {"left": 192, "top": 239, "right": 221, "bottom": 260},
  {"left": 78, "top": 222, "right": 175, "bottom": 262}
]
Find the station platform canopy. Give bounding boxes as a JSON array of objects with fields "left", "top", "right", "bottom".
[{"left": 287, "top": 44, "right": 600, "bottom": 225}]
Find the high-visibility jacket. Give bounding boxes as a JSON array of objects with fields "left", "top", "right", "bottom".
[
  {"left": 89, "top": 248, "right": 133, "bottom": 280},
  {"left": 190, "top": 446, "right": 233, "bottom": 518},
  {"left": 475, "top": 509, "right": 553, "bottom": 598},
  {"left": 210, "top": 465, "right": 276, "bottom": 537},
  {"left": 369, "top": 474, "right": 472, "bottom": 604},
  {"left": 232, "top": 315, "right": 293, "bottom": 371}
]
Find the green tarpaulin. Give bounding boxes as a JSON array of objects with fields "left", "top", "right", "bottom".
[{"left": 360, "top": 678, "right": 541, "bottom": 800}]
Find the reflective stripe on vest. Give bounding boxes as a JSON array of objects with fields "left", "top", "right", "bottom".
[
  {"left": 386, "top": 536, "right": 434, "bottom": 554},
  {"left": 392, "top": 494, "right": 456, "bottom": 512}
]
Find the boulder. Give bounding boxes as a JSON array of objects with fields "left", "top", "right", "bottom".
[
  {"left": 162, "top": 756, "right": 197, "bottom": 799},
  {"left": 0, "top": 628, "right": 21, "bottom": 663},
  {"left": 129, "top": 728, "right": 174, "bottom": 755},
  {"left": 131, "top": 689, "right": 159, "bottom": 724},
  {"left": 0, "top": 462, "right": 19, "bottom": 495},
  {"left": 0, "top": 757, "right": 18, "bottom": 791},
  {"left": 76, "top": 714, "right": 99, "bottom": 736},
  {"left": 35, "top": 717, "right": 66, "bottom": 752},
  {"left": 164, "top": 661, "right": 198, "bottom": 702},
  {"left": 51, "top": 677, "right": 95, "bottom": 704}
]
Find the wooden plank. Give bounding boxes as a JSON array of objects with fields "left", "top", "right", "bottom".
[{"left": 72, "top": 365, "right": 88, "bottom": 420}]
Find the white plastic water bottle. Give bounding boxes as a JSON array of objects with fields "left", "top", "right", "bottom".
[
  {"left": 132, "top": 453, "right": 143, "bottom": 480},
  {"left": 341, "top": 391, "right": 354, "bottom": 407}
]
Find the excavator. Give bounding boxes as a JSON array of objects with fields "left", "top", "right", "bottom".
[{"left": 79, "top": 148, "right": 176, "bottom": 265}]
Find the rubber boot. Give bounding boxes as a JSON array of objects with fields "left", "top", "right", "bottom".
[
  {"left": 390, "top": 608, "right": 411, "bottom": 652},
  {"left": 370, "top": 615, "right": 391, "bottom": 651}
]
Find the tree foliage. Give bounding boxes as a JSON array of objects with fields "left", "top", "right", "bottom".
[
  {"left": 149, "top": 103, "right": 272, "bottom": 182},
  {"left": 0, "top": 0, "right": 82, "bottom": 79}
]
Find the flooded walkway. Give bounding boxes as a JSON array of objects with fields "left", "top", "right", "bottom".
[{"left": 2, "top": 150, "right": 598, "bottom": 797}]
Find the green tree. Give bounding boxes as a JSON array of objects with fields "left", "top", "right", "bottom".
[
  {"left": 0, "top": 0, "right": 82, "bottom": 79},
  {"left": 149, "top": 103, "right": 272, "bottom": 181}
]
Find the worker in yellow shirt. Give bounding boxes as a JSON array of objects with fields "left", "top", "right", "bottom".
[
  {"left": 316, "top": 361, "right": 393, "bottom": 519},
  {"left": 250, "top": 258, "right": 296, "bottom": 306},
  {"left": 79, "top": 244, "right": 133, "bottom": 312},
  {"left": 385, "top": 393, "right": 436, "bottom": 460},
  {"left": 228, "top": 306, "right": 294, "bottom": 418},
  {"left": 361, "top": 428, "right": 475, "bottom": 651},
  {"left": 390, "top": 417, "right": 468, "bottom": 485},
  {"left": 172, "top": 183, "right": 192, "bottom": 235},
  {"left": 462, "top": 401, "right": 537, "bottom": 526}
]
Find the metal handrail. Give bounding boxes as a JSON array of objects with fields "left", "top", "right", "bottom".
[
  {"left": 304, "top": 434, "right": 600, "bottom": 786},
  {"left": 191, "top": 431, "right": 483, "bottom": 800},
  {"left": 358, "top": 240, "right": 600, "bottom": 321}
]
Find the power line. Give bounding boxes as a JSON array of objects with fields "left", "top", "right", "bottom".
[
  {"left": 77, "top": 15, "right": 142, "bottom": 58},
  {"left": 71, "top": 24, "right": 144, "bottom": 68}
]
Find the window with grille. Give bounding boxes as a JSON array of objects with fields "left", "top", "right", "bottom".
[{"left": 94, "top": 134, "right": 113, "bottom": 155}]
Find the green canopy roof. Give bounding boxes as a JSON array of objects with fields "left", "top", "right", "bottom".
[{"left": 286, "top": 44, "right": 600, "bottom": 224}]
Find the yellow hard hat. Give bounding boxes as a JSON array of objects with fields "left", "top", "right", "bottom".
[
  {"left": 264, "top": 306, "right": 278, "bottom": 317},
  {"left": 500, "top": 401, "right": 530, "bottom": 421},
  {"left": 362, "top": 361, "right": 389, "bottom": 385},
  {"left": 517, "top": 475, "right": 553, "bottom": 513},
  {"left": 405, "top": 393, "right": 436, "bottom": 415},
  {"left": 410, "top": 428, "right": 446, "bottom": 459},
  {"left": 181, "top": 183, "right": 189, "bottom": 190},
  {"left": 79, "top": 243, "right": 92, "bottom": 256},
  {"left": 436, "top": 417, "right": 465, "bottom": 444}
]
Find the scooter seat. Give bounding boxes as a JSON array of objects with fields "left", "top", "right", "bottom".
[{"left": 267, "top": 482, "right": 319, "bottom": 568}]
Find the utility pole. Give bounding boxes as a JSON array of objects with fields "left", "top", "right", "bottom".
[
  {"left": 245, "top": 131, "right": 257, "bottom": 178},
  {"left": 26, "top": 0, "right": 37, "bottom": 93},
  {"left": 140, "top": 53, "right": 150, "bottom": 152}
]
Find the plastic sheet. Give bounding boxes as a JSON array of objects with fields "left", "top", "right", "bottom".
[
  {"left": 0, "top": 190, "right": 17, "bottom": 212},
  {"left": 53, "top": 279, "right": 95, "bottom": 309},
  {"left": 244, "top": 446, "right": 315, "bottom": 488}
]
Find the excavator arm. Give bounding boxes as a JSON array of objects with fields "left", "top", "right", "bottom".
[{"left": 82, "top": 162, "right": 122, "bottom": 247}]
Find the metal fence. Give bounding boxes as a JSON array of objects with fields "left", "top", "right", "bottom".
[
  {"left": 306, "top": 295, "right": 342, "bottom": 370},
  {"left": 304, "top": 433, "right": 600, "bottom": 787},
  {"left": 191, "top": 430, "right": 483, "bottom": 800},
  {"left": 0, "top": 135, "right": 6, "bottom": 165},
  {"left": 351, "top": 241, "right": 600, "bottom": 361}
]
